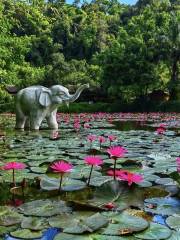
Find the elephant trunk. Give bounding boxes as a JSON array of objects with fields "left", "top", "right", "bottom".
[{"left": 68, "top": 84, "right": 89, "bottom": 102}]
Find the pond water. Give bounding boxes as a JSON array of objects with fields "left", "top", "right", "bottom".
[{"left": 0, "top": 112, "right": 180, "bottom": 240}]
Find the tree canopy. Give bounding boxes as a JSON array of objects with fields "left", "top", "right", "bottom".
[{"left": 0, "top": 0, "right": 179, "bottom": 105}]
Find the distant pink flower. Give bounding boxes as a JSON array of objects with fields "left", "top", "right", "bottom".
[
  {"left": 156, "top": 127, "right": 166, "bottom": 135},
  {"left": 74, "top": 122, "right": 81, "bottom": 132},
  {"left": 117, "top": 170, "right": 143, "bottom": 186},
  {"left": 98, "top": 136, "right": 106, "bottom": 143},
  {"left": 84, "top": 156, "right": 103, "bottom": 166},
  {"left": 108, "top": 135, "right": 117, "bottom": 142},
  {"left": 98, "top": 136, "right": 106, "bottom": 149},
  {"left": 84, "top": 123, "right": 90, "bottom": 129},
  {"left": 51, "top": 161, "right": 73, "bottom": 174},
  {"left": 107, "top": 146, "right": 127, "bottom": 158},
  {"left": 50, "top": 161, "right": 73, "bottom": 192},
  {"left": 3, "top": 162, "right": 26, "bottom": 170},
  {"left": 87, "top": 135, "right": 96, "bottom": 142}
]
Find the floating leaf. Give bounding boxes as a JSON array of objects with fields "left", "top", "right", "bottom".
[
  {"left": 101, "top": 211, "right": 148, "bottom": 236},
  {"left": 63, "top": 213, "right": 108, "bottom": 234},
  {"left": 134, "top": 222, "right": 172, "bottom": 239},
  {"left": 10, "top": 229, "right": 43, "bottom": 239},
  {"left": 21, "top": 216, "right": 49, "bottom": 230},
  {"left": 54, "top": 233, "right": 90, "bottom": 240},
  {"left": 145, "top": 197, "right": 180, "bottom": 216},
  {"left": 40, "top": 176, "right": 86, "bottom": 191},
  {"left": 166, "top": 215, "right": 180, "bottom": 231},
  {"left": 0, "top": 206, "right": 23, "bottom": 226},
  {"left": 18, "top": 199, "right": 72, "bottom": 217}
]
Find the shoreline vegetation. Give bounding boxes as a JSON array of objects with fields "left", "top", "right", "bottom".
[{"left": 0, "top": 0, "right": 179, "bottom": 112}]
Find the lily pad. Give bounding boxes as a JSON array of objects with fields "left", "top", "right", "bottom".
[
  {"left": 0, "top": 206, "right": 23, "bottom": 226},
  {"left": 101, "top": 211, "right": 149, "bottom": 236},
  {"left": 63, "top": 213, "right": 108, "bottom": 234},
  {"left": 10, "top": 229, "right": 43, "bottom": 239},
  {"left": 166, "top": 215, "right": 180, "bottom": 231},
  {"left": 18, "top": 199, "right": 72, "bottom": 217},
  {"left": 144, "top": 197, "right": 180, "bottom": 216},
  {"left": 40, "top": 176, "right": 86, "bottom": 191},
  {"left": 21, "top": 216, "right": 49, "bottom": 230},
  {"left": 54, "top": 233, "right": 91, "bottom": 240},
  {"left": 134, "top": 222, "right": 172, "bottom": 239}
]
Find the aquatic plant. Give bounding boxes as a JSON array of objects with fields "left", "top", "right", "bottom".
[
  {"left": 84, "top": 156, "right": 103, "bottom": 186},
  {"left": 107, "top": 146, "right": 127, "bottom": 180},
  {"left": 3, "top": 162, "right": 27, "bottom": 187},
  {"left": 50, "top": 161, "right": 73, "bottom": 192}
]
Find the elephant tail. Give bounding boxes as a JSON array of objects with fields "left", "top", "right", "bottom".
[{"left": 5, "top": 85, "right": 19, "bottom": 95}]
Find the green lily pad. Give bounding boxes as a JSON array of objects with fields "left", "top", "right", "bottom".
[
  {"left": 63, "top": 213, "right": 109, "bottom": 234},
  {"left": 90, "top": 235, "right": 134, "bottom": 240},
  {"left": 10, "top": 229, "right": 43, "bottom": 239},
  {"left": 134, "top": 222, "right": 172, "bottom": 239},
  {"left": 49, "top": 211, "right": 95, "bottom": 228},
  {"left": 101, "top": 211, "right": 149, "bottom": 236},
  {"left": 0, "top": 225, "right": 18, "bottom": 236},
  {"left": 40, "top": 176, "right": 86, "bottom": 191},
  {"left": 54, "top": 233, "right": 90, "bottom": 240},
  {"left": 30, "top": 166, "right": 47, "bottom": 174},
  {"left": 21, "top": 216, "right": 49, "bottom": 230},
  {"left": 144, "top": 197, "right": 180, "bottom": 216},
  {"left": 88, "top": 176, "right": 112, "bottom": 187},
  {"left": 0, "top": 206, "right": 23, "bottom": 226},
  {"left": 166, "top": 215, "right": 180, "bottom": 231},
  {"left": 18, "top": 199, "right": 72, "bottom": 217}
]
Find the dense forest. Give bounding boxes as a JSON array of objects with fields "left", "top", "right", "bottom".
[{"left": 0, "top": 0, "right": 179, "bottom": 111}]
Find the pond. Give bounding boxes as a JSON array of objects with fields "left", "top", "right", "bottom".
[{"left": 0, "top": 112, "right": 180, "bottom": 240}]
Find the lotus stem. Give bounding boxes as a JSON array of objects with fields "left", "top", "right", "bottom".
[
  {"left": 12, "top": 169, "right": 16, "bottom": 187},
  {"left": 113, "top": 158, "right": 117, "bottom": 181},
  {"left": 59, "top": 174, "right": 63, "bottom": 192},
  {"left": 87, "top": 165, "right": 93, "bottom": 186}
]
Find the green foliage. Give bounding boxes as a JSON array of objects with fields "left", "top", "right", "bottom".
[{"left": 0, "top": 0, "right": 179, "bottom": 110}]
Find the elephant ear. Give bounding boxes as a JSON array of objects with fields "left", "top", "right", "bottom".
[{"left": 37, "top": 89, "right": 51, "bottom": 107}]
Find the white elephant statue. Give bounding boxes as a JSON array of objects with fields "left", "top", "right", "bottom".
[{"left": 12, "top": 84, "right": 89, "bottom": 130}]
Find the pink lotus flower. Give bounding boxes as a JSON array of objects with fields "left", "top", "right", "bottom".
[
  {"left": 108, "top": 135, "right": 117, "bottom": 146},
  {"left": 51, "top": 161, "right": 73, "bottom": 174},
  {"left": 84, "top": 156, "right": 103, "bottom": 186},
  {"left": 107, "top": 146, "right": 127, "bottom": 158},
  {"left": 3, "top": 162, "right": 26, "bottom": 170},
  {"left": 3, "top": 162, "right": 26, "bottom": 187},
  {"left": 84, "top": 123, "right": 90, "bottom": 129},
  {"left": 87, "top": 135, "right": 96, "bottom": 142},
  {"left": 98, "top": 136, "right": 106, "bottom": 149},
  {"left": 51, "top": 161, "right": 73, "bottom": 192},
  {"left": 156, "top": 127, "right": 166, "bottom": 135},
  {"left": 84, "top": 156, "right": 103, "bottom": 166},
  {"left": 108, "top": 135, "right": 117, "bottom": 142},
  {"left": 107, "top": 146, "right": 127, "bottom": 180},
  {"left": 98, "top": 136, "right": 106, "bottom": 143},
  {"left": 117, "top": 170, "right": 143, "bottom": 186}
]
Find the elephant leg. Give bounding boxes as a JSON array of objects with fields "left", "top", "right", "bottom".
[
  {"left": 30, "top": 112, "right": 44, "bottom": 130},
  {"left": 24, "top": 118, "right": 30, "bottom": 129},
  {"left": 15, "top": 106, "right": 26, "bottom": 129},
  {"left": 46, "top": 111, "right": 58, "bottom": 130}
]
